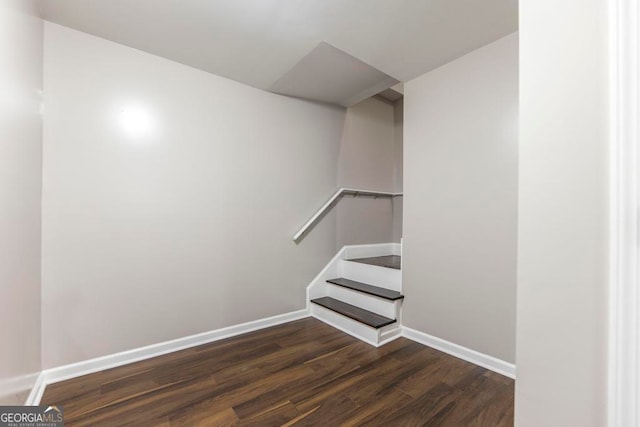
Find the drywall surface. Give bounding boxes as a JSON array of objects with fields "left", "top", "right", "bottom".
[
  {"left": 336, "top": 196, "right": 394, "bottom": 248},
  {"left": 391, "top": 197, "right": 403, "bottom": 244},
  {"left": 337, "top": 97, "right": 395, "bottom": 192},
  {"left": 392, "top": 100, "right": 403, "bottom": 242},
  {"left": 336, "top": 97, "right": 397, "bottom": 248},
  {"left": 42, "top": 23, "right": 345, "bottom": 368},
  {"left": 0, "top": 0, "right": 43, "bottom": 404},
  {"left": 515, "top": 0, "right": 609, "bottom": 425},
  {"left": 403, "top": 33, "right": 518, "bottom": 363},
  {"left": 393, "top": 99, "right": 404, "bottom": 193}
]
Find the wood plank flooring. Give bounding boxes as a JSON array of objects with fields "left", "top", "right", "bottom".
[{"left": 42, "top": 318, "right": 514, "bottom": 426}]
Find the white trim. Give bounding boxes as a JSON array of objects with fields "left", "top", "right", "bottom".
[
  {"left": 378, "top": 327, "right": 402, "bottom": 346},
  {"left": 24, "top": 373, "right": 46, "bottom": 406},
  {"left": 609, "top": 0, "right": 640, "bottom": 425},
  {"left": 30, "top": 309, "right": 309, "bottom": 405},
  {"left": 402, "top": 326, "right": 516, "bottom": 379},
  {"left": 305, "top": 246, "right": 347, "bottom": 306}
]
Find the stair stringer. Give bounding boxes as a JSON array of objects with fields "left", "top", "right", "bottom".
[{"left": 306, "top": 243, "right": 403, "bottom": 347}]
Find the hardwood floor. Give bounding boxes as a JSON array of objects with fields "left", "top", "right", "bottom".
[{"left": 42, "top": 318, "right": 514, "bottom": 426}]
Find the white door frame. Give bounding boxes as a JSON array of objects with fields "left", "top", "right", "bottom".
[{"left": 609, "top": 0, "right": 640, "bottom": 425}]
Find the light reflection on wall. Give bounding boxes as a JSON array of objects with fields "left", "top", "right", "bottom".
[{"left": 118, "top": 104, "right": 156, "bottom": 139}]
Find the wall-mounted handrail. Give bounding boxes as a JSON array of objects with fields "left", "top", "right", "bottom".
[{"left": 293, "top": 187, "right": 403, "bottom": 242}]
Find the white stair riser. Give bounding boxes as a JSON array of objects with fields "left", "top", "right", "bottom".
[
  {"left": 339, "top": 260, "right": 402, "bottom": 291},
  {"left": 343, "top": 243, "right": 401, "bottom": 259},
  {"left": 326, "top": 284, "right": 400, "bottom": 319},
  {"left": 311, "top": 304, "right": 381, "bottom": 345}
]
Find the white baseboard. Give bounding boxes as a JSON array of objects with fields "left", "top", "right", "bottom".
[
  {"left": 391, "top": 242, "right": 401, "bottom": 256},
  {"left": 31, "top": 309, "right": 310, "bottom": 404},
  {"left": 24, "top": 373, "right": 46, "bottom": 406},
  {"left": 378, "top": 327, "right": 402, "bottom": 346},
  {"left": 402, "top": 326, "right": 516, "bottom": 379}
]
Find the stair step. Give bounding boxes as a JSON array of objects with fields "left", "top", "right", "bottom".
[
  {"left": 310, "top": 297, "right": 396, "bottom": 329},
  {"left": 347, "top": 255, "right": 401, "bottom": 270},
  {"left": 327, "top": 278, "right": 404, "bottom": 301}
]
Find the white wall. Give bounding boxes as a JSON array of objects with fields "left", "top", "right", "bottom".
[
  {"left": 515, "top": 0, "right": 609, "bottom": 425},
  {"left": 403, "top": 33, "right": 518, "bottom": 363},
  {"left": 0, "top": 0, "right": 43, "bottom": 404},
  {"left": 41, "top": 23, "right": 345, "bottom": 368},
  {"left": 336, "top": 97, "right": 397, "bottom": 248}
]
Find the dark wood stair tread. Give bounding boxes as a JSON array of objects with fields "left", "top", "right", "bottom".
[
  {"left": 347, "top": 255, "right": 401, "bottom": 270},
  {"left": 326, "top": 278, "right": 404, "bottom": 301},
  {"left": 311, "top": 297, "right": 396, "bottom": 329}
]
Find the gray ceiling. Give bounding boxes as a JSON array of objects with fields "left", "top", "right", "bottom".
[
  {"left": 39, "top": 0, "right": 518, "bottom": 106},
  {"left": 270, "top": 42, "right": 399, "bottom": 107}
]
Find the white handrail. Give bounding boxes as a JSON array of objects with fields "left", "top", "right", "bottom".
[{"left": 293, "top": 187, "right": 403, "bottom": 242}]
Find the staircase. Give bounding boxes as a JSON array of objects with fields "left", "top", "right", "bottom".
[{"left": 307, "top": 245, "right": 403, "bottom": 346}]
